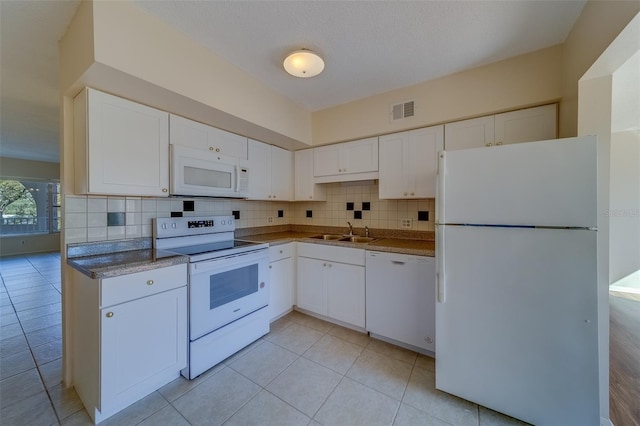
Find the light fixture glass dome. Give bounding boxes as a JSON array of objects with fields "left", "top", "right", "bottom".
[{"left": 283, "top": 49, "right": 324, "bottom": 78}]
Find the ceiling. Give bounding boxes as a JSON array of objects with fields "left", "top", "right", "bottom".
[{"left": 0, "top": 0, "right": 586, "bottom": 164}]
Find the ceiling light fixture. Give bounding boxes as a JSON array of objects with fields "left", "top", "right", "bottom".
[{"left": 283, "top": 49, "right": 324, "bottom": 78}]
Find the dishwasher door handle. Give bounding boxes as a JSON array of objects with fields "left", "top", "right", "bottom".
[{"left": 391, "top": 260, "right": 406, "bottom": 265}]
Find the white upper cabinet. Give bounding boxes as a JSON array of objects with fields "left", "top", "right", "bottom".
[
  {"left": 494, "top": 104, "right": 557, "bottom": 145},
  {"left": 444, "top": 116, "right": 494, "bottom": 151},
  {"left": 314, "top": 137, "right": 379, "bottom": 183},
  {"left": 169, "top": 114, "right": 248, "bottom": 159},
  {"left": 74, "top": 88, "right": 170, "bottom": 197},
  {"left": 247, "top": 139, "right": 293, "bottom": 201},
  {"left": 294, "top": 149, "right": 326, "bottom": 201},
  {"left": 379, "top": 125, "right": 444, "bottom": 199},
  {"left": 444, "top": 104, "right": 557, "bottom": 151}
]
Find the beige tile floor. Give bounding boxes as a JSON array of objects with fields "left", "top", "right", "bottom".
[{"left": 0, "top": 252, "right": 526, "bottom": 426}]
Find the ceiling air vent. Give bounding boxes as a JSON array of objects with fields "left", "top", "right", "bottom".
[{"left": 391, "top": 100, "right": 415, "bottom": 121}]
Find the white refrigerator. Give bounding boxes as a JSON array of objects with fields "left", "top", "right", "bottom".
[{"left": 436, "top": 136, "right": 600, "bottom": 425}]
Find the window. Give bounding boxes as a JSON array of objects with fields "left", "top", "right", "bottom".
[{"left": 0, "top": 180, "right": 61, "bottom": 235}]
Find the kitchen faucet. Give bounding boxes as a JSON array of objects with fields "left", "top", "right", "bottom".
[{"left": 347, "top": 221, "right": 354, "bottom": 236}]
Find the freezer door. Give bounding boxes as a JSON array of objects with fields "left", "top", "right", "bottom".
[
  {"left": 438, "top": 136, "right": 597, "bottom": 228},
  {"left": 436, "top": 225, "right": 599, "bottom": 425}
]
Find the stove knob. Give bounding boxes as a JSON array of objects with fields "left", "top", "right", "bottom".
[
  {"left": 161, "top": 223, "right": 167, "bottom": 229},
  {"left": 171, "top": 223, "right": 177, "bottom": 228}
]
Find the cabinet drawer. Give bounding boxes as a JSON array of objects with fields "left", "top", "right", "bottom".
[
  {"left": 269, "top": 243, "right": 294, "bottom": 262},
  {"left": 297, "top": 243, "right": 364, "bottom": 266},
  {"left": 101, "top": 264, "right": 187, "bottom": 307}
]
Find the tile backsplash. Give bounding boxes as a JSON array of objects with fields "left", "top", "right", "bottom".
[{"left": 64, "top": 181, "right": 435, "bottom": 244}]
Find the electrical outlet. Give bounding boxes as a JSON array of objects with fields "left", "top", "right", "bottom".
[
  {"left": 400, "top": 218, "right": 412, "bottom": 229},
  {"left": 267, "top": 216, "right": 274, "bottom": 223}
]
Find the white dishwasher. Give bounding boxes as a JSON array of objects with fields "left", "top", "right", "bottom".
[{"left": 365, "top": 251, "right": 436, "bottom": 354}]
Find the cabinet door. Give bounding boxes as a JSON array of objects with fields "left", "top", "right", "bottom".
[
  {"left": 409, "top": 126, "right": 443, "bottom": 198},
  {"left": 378, "top": 132, "right": 405, "bottom": 199},
  {"left": 296, "top": 257, "right": 327, "bottom": 315},
  {"left": 494, "top": 104, "right": 557, "bottom": 145},
  {"left": 247, "top": 139, "right": 272, "bottom": 200},
  {"left": 271, "top": 146, "right": 293, "bottom": 201},
  {"left": 170, "top": 115, "right": 248, "bottom": 159},
  {"left": 326, "top": 262, "right": 365, "bottom": 328},
  {"left": 269, "top": 257, "right": 294, "bottom": 321},
  {"left": 342, "top": 137, "right": 378, "bottom": 174},
  {"left": 101, "top": 287, "right": 187, "bottom": 412},
  {"left": 83, "top": 88, "right": 169, "bottom": 196},
  {"left": 294, "top": 149, "right": 326, "bottom": 201},
  {"left": 314, "top": 144, "right": 342, "bottom": 176},
  {"left": 444, "top": 116, "right": 494, "bottom": 151}
]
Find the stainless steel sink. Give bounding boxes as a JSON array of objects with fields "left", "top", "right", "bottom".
[
  {"left": 310, "top": 234, "right": 344, "bottom": 241},
  {"left": 340, "top": 236, "right": 377, "bottom": 243}
]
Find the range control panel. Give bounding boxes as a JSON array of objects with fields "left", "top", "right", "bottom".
[{"left": 154, "top": 215, "right": 235, "bottom": 239}]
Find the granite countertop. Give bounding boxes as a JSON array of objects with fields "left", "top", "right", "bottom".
[
  {"left": 67, "top": 239, "right": 189, "bottom": 279},
  {"left": 68, "top": 228, "right": 435, "bottom": 279},
  {"left": 243, "top": 231, "right": 435, "bottom": 257}
]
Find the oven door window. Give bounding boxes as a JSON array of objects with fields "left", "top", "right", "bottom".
[{"left": 209, "top": 264, "right": 258, "bottom": 309}]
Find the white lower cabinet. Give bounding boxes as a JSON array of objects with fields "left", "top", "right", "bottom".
[
  {"left": 268, "top": 243, "right": 295, "bottom": 321},
  {"left": 365, "top": 251, "right": 436, "bottom": 354},
  {"left": 296, "top": 243, "right": 365, "bottom": 328},
  {"left": 72, "top": 264, "right": 187, "bottom": 424}
]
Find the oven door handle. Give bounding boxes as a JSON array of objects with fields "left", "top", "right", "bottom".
[{"left": 189, "top": 250, "right": 269, "bottom": 275}]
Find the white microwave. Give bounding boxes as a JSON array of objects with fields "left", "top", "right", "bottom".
[{"left": 170, "top": 144, "right": 249, "bottom": 198}]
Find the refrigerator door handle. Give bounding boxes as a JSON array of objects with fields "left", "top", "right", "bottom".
[{"left": 436, "top": 272, "right": 445, "bottom": 303}]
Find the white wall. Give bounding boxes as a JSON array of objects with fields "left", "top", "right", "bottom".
[{"left": 578, "top": 11, "right": 640, "bottom": 423}]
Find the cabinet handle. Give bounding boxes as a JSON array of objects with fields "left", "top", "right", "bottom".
[
  {"left": 162, "top": 188, "right": 168, "bottom": 192},
  {"left": 404, "top": 192, "right": 408, "bottom": 196},
  {"left": 209, "top": 147, "right": 214, "bottom": 151},
  {"left": 269, "top": 265, "right": 272, "bottom": 269},
  {"left": 106, "top": 312, "right": 114, "bottom": 318},
  {"left": 216, "top": 148, "right": 221, "bottom": 152},
  {"left": 279, "top": 250, "right": 283, "bottom": 254},
  {"left": 323, "top": 263, "right": 327, "bottom": 267},
  {"left": 273, "top": 195, "right": 276, "bottom": 199},
  {"left": 496, "top": 141, "right": 503, "bottom": 146},
  {"left": 486, "top": 142, "right": 493, "bottom": 147},
  {"left": 147, "top": 280, "right": 154, "bottom": 285},
  {"left": 260, "top": 282, "right": 265, "bottom": 288},
  {"left": 309, "top": 196, "right": 312, "bottom": 199},
  {"left": 410, "top": 192, "right": 415, "bottom": 196},
  {"left": 391, "top": 260, "right": 406, "bottom": 265}
]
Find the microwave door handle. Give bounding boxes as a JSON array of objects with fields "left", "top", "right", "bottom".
[{"left": 235, "top": 164, "right": 240, "bottom": 192}]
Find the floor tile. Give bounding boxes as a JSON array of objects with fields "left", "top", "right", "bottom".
[
  {"left": 393, "top": 403, "right": 451, "bottom": 426},
  {"left": 266, "top": 357, "right": 342, "bottom": 418},
  {"left": 479, "top": 406, "right": 531, "bottom": 425},
  {"left": 158, "top": 362, "right": 225, "bottom": 402},
  {"left": 303, "top": 334, "right": 362, "bottom": 374},
  {"left": 0, "top": 368, "right": 45, "bottom": 408},
  {"left": 264, "top": 322, "right": 324, "bottom": 355},
  {"left": 225, "top": 389, "right": 310, "bottom": 426},
  {"left": 16, "top": 302, "right": 61, "bottom": 322},
  {"left": 100, "top": 391, "right": 168, "bottom": 426},
  {"left": 0, "top": 322, "right": 24, "bottom": 341},
  {"left": 39, "top": 358, "right": 63, "bottom": 389},
  {"left": 10, "top": 290, "right": 60, "bottom": 306},
  {"left": 18, "top": 310, "right": 61, "bottom": 333},
  {"left": 222, "top": 337, "right": 264, "bottom": 366},
  {"left": 0, "top": 311, "right": 19, "bottom": 326},
  {"left": 0, "top": 389, "right": 57, "bottom": 426},
  {"left": 328, "top": 323, "right": 371, "bottom": 347},
  {"left": 137, "top": 404, "right": 190, "bottom": 426},
  {"left": 403, "top": 366, "right": 479, "bottom": 426},
  {"left": 0, "top": 348, "right": 36, "bottom": 380},
  {"left": 32, "top": 338, "right": 62, "bottom": 365},
  {"left": 172, "top": 367, "right": 260, "bottom": 425},
  {"left": 60, "top": 408, "right": 94, "bottom": 426},
  {"left": 346, "top": 348, "right": 413, "bottom": 400},
  {"left": 25, "top": 323, "right": 62, "bottom": 347},
  {"left": 13, "top": 297, "right": 61, "bottom": 313},
  {"left": 287, "top": 310, "right": 334, "bottom": 333},
  {"left": 269, "top": 315, "right": 293, "bottom": 333},
  {"left": 0, "top": 333, "right": 29, "bottom": 357},
  {"left": 415, "top": 353, "right": 436, "bottom": 372},
  {"left": 49, "top": 383, "right": 85, "bottom": 420},
  {"left": 6, "top": 284, "right": 55, "bottom": 298},
  {"left": 314, "top": 377, "right": 400, "bottom": 426},
  {"left": 229, "top": 340, "right": 298, "bottom": 386},
  {"left": 366, "top": 338, "right": 418, "bottom": 365}
]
